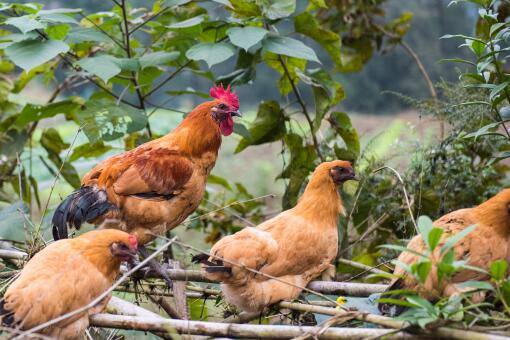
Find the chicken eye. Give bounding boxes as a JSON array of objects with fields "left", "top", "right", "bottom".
[{"left": 217, "top": 103, "right": 228, "bottom": 110}]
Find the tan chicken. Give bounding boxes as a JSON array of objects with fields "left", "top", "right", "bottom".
[
  {"left": 0, "top": 229, "right": 137, "bottom": 339},
  {"left": 193, "top": 160, "right": 358, "bottom": 312},
  {"left": 379, "top": 188, "right": 510, "bottom": 315},
  {"left": 52, "top": 84, "right": 241, "bottom": 245}
]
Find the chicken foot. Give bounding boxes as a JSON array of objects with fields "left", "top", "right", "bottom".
[{"left": 138, "top": 245, "right": 174, "bottom": 289}]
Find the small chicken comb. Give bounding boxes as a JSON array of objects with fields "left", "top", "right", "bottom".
[
  {"left": 128, "top": 234, "right": 138, "bottom": 249},
  {"left": 210, "top": 83, "right": 239, "bottom": 110}
]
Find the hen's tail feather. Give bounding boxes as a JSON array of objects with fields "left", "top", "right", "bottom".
[
  {"left": 52, "top": 186, "right": 113, "bottom": 241},
  {"left": 0, "top": 300, "right": 15, "bottom": 327},
  {"left": 377, "top": 278, "right": 407, "bottom": 316},
  {"left": 192, "top": 253, "right": 232, "bottom": 274}
]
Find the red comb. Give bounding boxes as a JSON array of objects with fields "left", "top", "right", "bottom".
[
  {"left": 128, "top": 235, "right": 138, "bottom": 249},
  {"left": 210, "top": 83, "right": 239, "bottom": 110}
]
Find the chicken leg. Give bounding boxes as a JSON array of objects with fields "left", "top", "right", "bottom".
[{"left": 138, "top": 246, "right": 173, "bottom": 289}]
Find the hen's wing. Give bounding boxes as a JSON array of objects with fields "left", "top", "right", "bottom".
[{"left": 1, "top": 240, "right": 113, "bottom": 330}]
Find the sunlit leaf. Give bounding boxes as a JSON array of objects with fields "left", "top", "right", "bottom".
[{"left": 5, "top": 39, "right": 69, "bottom": 71}]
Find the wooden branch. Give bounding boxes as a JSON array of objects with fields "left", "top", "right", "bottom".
[
  {"left": 278, "top": 302, "right": 507, "bottom": 340},
  {"left": 89, "top": 314, "right": 409, "bottom": 339},
  {"left": 0, "top": 249, "right": 27, "bottom": 260},
  {"left": 0, "top": 252, "right": 388, "bottom": 297}
]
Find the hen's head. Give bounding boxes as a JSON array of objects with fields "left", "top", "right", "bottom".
[
  {"left": 78, "top": 229, "right": 138, "bottom": 263},
  {"left": 313, "top": 160, "right": 358, "bottom": 186},
  {"left": 209, "top": 84, "right": 241, "bottom": 136}
]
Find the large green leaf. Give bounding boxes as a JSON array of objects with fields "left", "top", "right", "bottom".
[
  {"left": 69, "top": 141, "right": 113, "bottom": 162},
  {"left": 259, "top": 0, "right": 296, "bottom": 19},
  {"left": 139, "top": 51, "right": 180, "bottom": 69},
  {"left": 295, "top": 12, "right": 342, "bottom": 69},
  {"left": 5, "top": 15, "right": 45, "bottom": 34},
  {"left": 296, "top": 68, "right": 344, "bottom": 131},
  {"left": 264, "top": 52, "right": 306, "bottom": 96},
  {"left": 66, "top": 27, "right": 111, "bottom": 43},
  {"left": 186, "top": 42, "right": 236, "bottom": 68},
  {"left": 167, "top": 15, "right": 205, "bottom": 28},
  {"left": 5, "top": 39, "right": 69, "bottom": 71},
  {"left": 235, "top": 100, "right": 286, "bottom": 153},
  {"left": 77, "top": 55, "right": 121, "bottom": 83},
  {"left": 329, "top": 111, "right": 360, "bottom": 161},
  {"left": 77, "top": 99, "right": 148, "bottom": 142},
  {"left": 14, "top": 100, "right": 80, "bottom": 129},
  {"left": 263, "top": 35, "right": 320, "bottom": 63},
  {"left": 227, "top": 26, "right": 268, "bottom": 51}
]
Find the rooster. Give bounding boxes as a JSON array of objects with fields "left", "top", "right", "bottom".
[
  {"left": 51, "top": 85, "right": 240, "bottom": 285},
  {"left": 193, "top": 160, "right": 358, "bottom": 312},
  {"left": 0, "top": 229, "right": 137, "bottom": 339},
  {"left": 378, "top": 188, "right": 510, "bottom": 316}
]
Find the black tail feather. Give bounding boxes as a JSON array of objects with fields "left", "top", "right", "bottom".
[
  {"left": 0, "top": 300, "right": 15, "bottom": 327},
  {"left": 377, "top": 278, "right": 408, "bottom": 316},
  {"left": 52, "top": 186, "right": 112, "bottom": 241},
  {"left": 192, "top": 253, "right": 232, "bottom": 274},
  {"left": 191, "top": 253, "right": 209, "bottom": 264}
]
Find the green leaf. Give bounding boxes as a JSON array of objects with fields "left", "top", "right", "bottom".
[
  {"left": 412, "top": 261, "right": 432, "bottom": 284},
  {"left": 77, "top": 55, "right": 120, "bottom": 83},
  {"left": 490, "top": 81, "right": 510, "bottom": 101},
  {"left": 40, "top": 128, "right": 69, "bottom": 154},
  {"left": 428, "top": 228, "right": 444, "bottom": 252},
  {"left": 297, "top": 68, "right": 344, "bottom": 131},
  {"left": 441, "top": 224, "right": 477, "bottom": 254},
  {"left": 227, "top": 26, "right": 268, "bottom": 51},
  {"left": 329, "top": 111, "right": 360, "bottom": 161},
  {"left": 263, "top": 35, "right": 320, "bottom": 63},
  {"left": 46, "top": 24, "right": 70, "bottom": 40},
  {"left": 233, "top": 122, "right": 251, "bottom": 139},
  {"left": 295, "top": 12, "right": 341, "bottom": 68},
  {"left": 490, "top": 259, "right": 508, "bottom": 281},
  {"left": 228, "top": 0, "right": 262, "bottom": 17},
  {"left": 166, "top": 87, "right": 209, "bottom": 99},
  {"left": 457, "top": 281, "right": 494, "bottom": 291},
  {"left": 139, "top": 51, "right": 180, "bottom": 69},
  {"left": 0, "top": 201, "right": 30, "bottom": 242},
  {"left": 417, "top": 215, "right": 434, "bottom": 247},
  {"left": 264, "top": 52, "right": 306, "bottom": 95},
  {"left": 186, "top": 42, "right": 236, "bottom": 68},
  {"left": 259, "top": 0, "right": 296, "bottom": 19},
  {"left": 406, "top": 296, "right": 436, "bottom": 315},
  {"left": 77, "top": 99, "right": 148, "bottom": 142},
  {"left": 207, "top": 174, "right": 232, "bottom": 191},
  {"left": 235, "top": 100, "right": 286, "bottom": 153},
  {"left": 279, "top": 133, "right": 316, "bottom": 208},
  {"left": 14, "top": 100, "right": 80, "bottom": 129},
  {"left": 69, "top": 141, "right": 113, "bottom": 162},
  {"left": 167, "top": 15, "right": 205, "bottom": 28},
  {"left": 5, "top": 39, "right": 69, "bottom": 71},
  {"left": 66, "top": 27, "right": 111, "bottom": 43},
  {"left": 5, "top": 15, "right": 45, "bottom": 34}
]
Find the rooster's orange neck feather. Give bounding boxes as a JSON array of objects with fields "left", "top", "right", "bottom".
[{"left": 164, "top": 101, "right": 222, "bottom": 158}]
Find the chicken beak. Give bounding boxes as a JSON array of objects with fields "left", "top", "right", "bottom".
[{"left": 230, "top": 111, "right": 242, "bottom": 117}]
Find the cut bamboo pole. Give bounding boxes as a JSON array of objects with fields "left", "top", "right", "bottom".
[{"left": 89, "top": 314, "right": 414, "bottom": 339}]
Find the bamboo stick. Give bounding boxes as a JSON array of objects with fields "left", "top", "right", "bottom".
[
  {"left": 337, "top": 258, "right": 387, "bottom": 276},
  {"left": 89, "top": 314, "right": 414, "bottom": 339},
  {"left": 0, "top": 249, "right": 27, "bottom": 260}
]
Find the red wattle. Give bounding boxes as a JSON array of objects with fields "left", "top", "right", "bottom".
[{"left": 220, "top": 117, "right": 234, "bottom": 136}]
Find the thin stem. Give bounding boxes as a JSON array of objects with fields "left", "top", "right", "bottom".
[
  {"left": 120, "top": 0, "right": 153, "bottom": 137},
  {"left": 143, "top": 60, "right": 192, "bottom": 98},
  {"left": 276, "top": 55, "right": 325, "bottom": 161},
  {"left": 78, "top": 13, "right": 125, "bottom": 50},
  {"left": 128, "top": 6, "right": 170, "bottom": 35}
]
